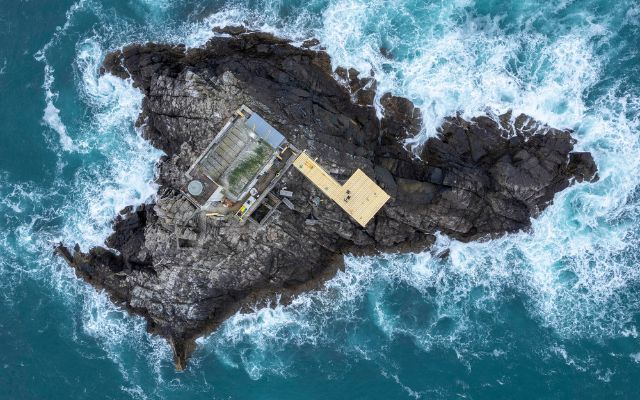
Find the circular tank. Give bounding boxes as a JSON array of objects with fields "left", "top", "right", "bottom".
[{"left": 187, "top": 180, "right": 204, "bottom": 196}]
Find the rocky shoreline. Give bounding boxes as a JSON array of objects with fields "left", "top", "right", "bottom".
[{"left": 57, "top": 27, "right": 598, "bottom": 370}]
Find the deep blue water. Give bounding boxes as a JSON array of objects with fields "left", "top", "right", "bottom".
[{"left": 1, "top": 0, "right": 639, "bottom": 399}]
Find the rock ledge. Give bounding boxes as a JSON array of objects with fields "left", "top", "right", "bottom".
[{"left": 58, "top": 29, "right": 597, "bottom": 370}]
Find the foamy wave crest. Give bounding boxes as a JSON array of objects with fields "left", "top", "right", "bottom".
[
  {"left": 34, "top": 0, "right": 88, "bottom": 152},
  {"left": 205, "top": 251, "right": 480, "bottom": 376},
  {"left": 179, "top": 1, "right": 320, "bottom": 48},
  {"left": 63, "top": 36, "right": 162, "bottom": 248},
  {"left": 0, "top": 176, "right": 53, "bottom": 300},
  {"left": 204, "top": 256, "right": 378, "bottom": 379},
  {"left": 80, "top": 289, "right": 171, "bottom": 382},
  {"left": 136, "top": 0, "right": 172, "bottom": 12}
]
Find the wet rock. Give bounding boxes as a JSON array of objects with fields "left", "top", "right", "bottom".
[
  {"left": 334, "top": 66, "right": 377, "bottom": 106},
  {"left": 302, "top": 38, "right": 320, "bottom": 48},
  {"left": 379, "top": 46, "right": 394, "bottom": 60},
  {"left": 213, "top": 25, "right": 250, "bottom": 36}
]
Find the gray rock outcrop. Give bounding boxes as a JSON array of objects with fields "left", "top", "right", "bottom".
[{"left": 58, "top": 28, "right": 597, "bottom": 370}]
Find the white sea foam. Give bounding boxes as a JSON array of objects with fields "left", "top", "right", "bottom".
[
  {"left": 120, "top": 385, "right": 150, "bottom": 400},
  {"left": 624, "top": 4, "right": 640, "bottom": 27},
  {"left": 33, "top": 0, "right": 87, "bottom": 60},
  {"left": 35, "top": 0, "right": 87, "bottom": 152}
]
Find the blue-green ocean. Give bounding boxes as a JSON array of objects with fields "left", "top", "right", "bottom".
[{"left": 1, "top": 0, "right": 639, "bottom": 398}]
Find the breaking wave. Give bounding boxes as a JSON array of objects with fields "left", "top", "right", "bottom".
[{"left": 2, "top": 0, "right": 167, "bottom": 389}]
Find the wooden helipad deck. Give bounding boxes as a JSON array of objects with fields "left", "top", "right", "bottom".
[{"left": 293, "top": 152, "right": 390, "bottom": 226}]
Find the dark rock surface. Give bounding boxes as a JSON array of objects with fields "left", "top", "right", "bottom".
[{"left": 60, "top": 28, "right": 598, "bottom": 370}]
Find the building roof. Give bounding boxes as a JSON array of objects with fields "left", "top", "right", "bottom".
[{"left": 185, "top": 106, "right": 287, "bottom": 205}]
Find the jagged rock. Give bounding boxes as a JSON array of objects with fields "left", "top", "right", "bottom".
[
  {"left": 57, "top": 32, "right": 598, "bottom": 370},
  {"left": 302, "top": 38, "right": 320, "bottom": 48},
  {"left": 213, "top": 25, "right": 251, "bottom": 36},
  {"left": 379, "top": 46, "right": 394, "bottom": 60}
]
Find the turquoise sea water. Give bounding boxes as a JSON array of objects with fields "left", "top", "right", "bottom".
[{"left": 1, "top": 0, "right": 639, "bottom": 398}]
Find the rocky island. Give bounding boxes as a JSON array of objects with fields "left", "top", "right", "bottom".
[{"left": 57, "top": 28, "right": 598, "bottom": 370}]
